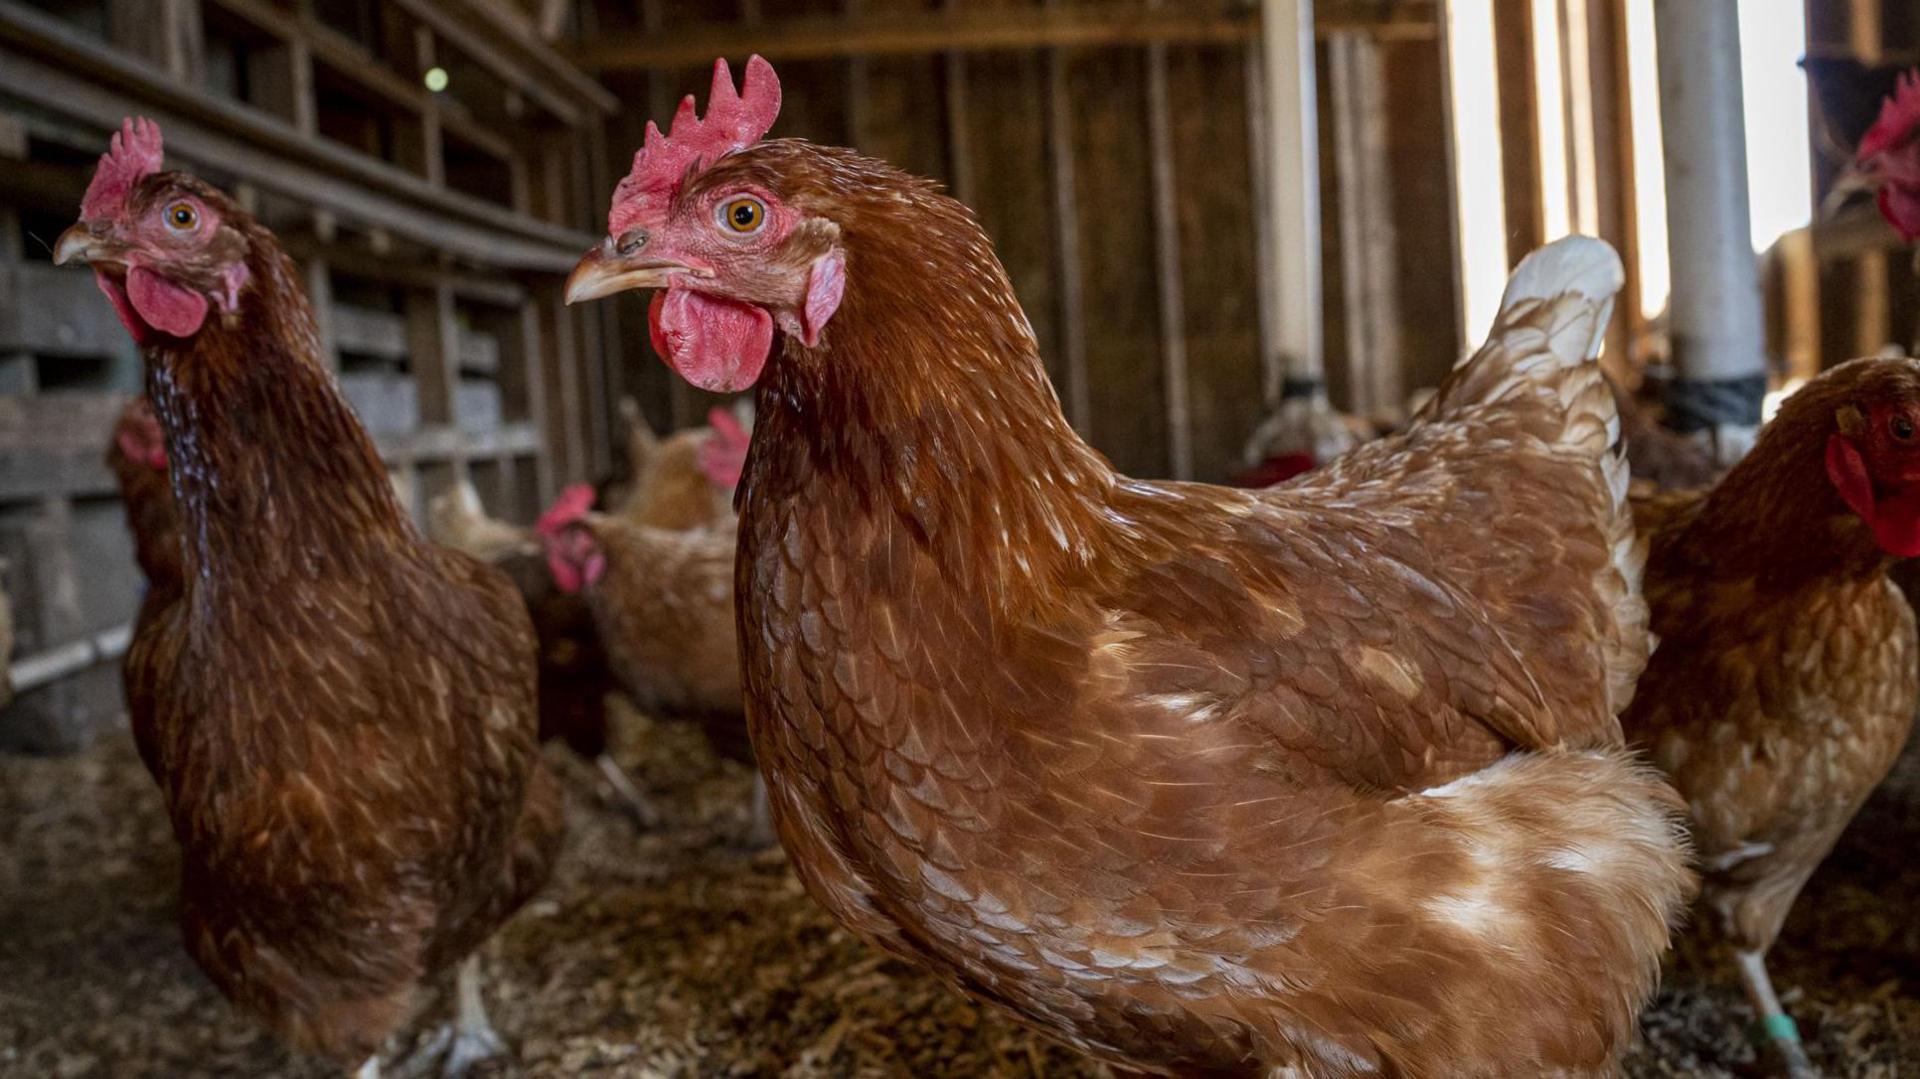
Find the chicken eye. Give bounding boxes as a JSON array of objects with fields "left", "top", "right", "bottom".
[
  {"left": 1892, "top": 414, "right": 1915, "bottom": 442},
  {"left": 721, "top": 197, "right": 765, "bottom": 234},
  {"left": 164, "top": 202, "right": 199, "bottom": 232}
]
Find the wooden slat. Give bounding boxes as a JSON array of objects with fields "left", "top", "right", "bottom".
[
  {"left": 1144, "top": 15, "right": 1191, "bottom": 480},
  {"left": 567, "top": 2, "right": 1439, "bottom": 70},
  {"left": 0, "top": 0, "right": 594, "bottom": 271},
  {"left": 406, "top": 284, "right": 461, "bottom": 436},
  {"left": 1045, "top": 41, "right": 1089, "bottom": 432},
  {"left": 1327, "top": 31, "right": 1403, "bottom": 416}
]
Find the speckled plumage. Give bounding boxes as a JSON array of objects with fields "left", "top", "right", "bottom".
[
  {"left": 576, "top": 515, "right": 742, "bottom": 728},
  {"left": 1627, "top": 358, "right": 1920, "bottom": 958},
  {"left": 653, "top": 143, "right": 1693, "bottom": 1076},
  {"left": 109, "top": 174, "right": 561, "bottom": 1063}
]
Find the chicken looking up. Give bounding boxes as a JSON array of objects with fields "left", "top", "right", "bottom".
[
  {"left": 540, "top": 485, "right": 768, "bottom": 844},
  {"left": 1625, "top": 357, "right": 1920, "bottom": 1077},
  {"left": 567, "top": 57, "right": 1692, "bottom": 1074},
  {"left": 56, "top": 119, "right": 560, "bottom": 1078}
]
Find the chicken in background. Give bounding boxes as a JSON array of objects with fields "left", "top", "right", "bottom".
[
  {"left": 425, "top": 478, "right": 654, "bottom": 827},
  {"left": 106, "top": 398, "right": 184, "bottom": 615},
  {"left": 1611, "top": 373, "right": 1726, "bottom": 493},
  {"left": 57, "top": 119, "right": 559, "bottom": 1078},
  {"left": 612, "top": 398, "right": 752, "bottom": 529},
  {"left": 1624, "top": 357, "right": 1920, "bottom": 1078},
  {"left": 565, "top": 57, "right": 1692, "bottom": 1074},
  {"left": 1834, "top": 67, "right": 1920, "bottom": 246},
  {"left": 427, "top": 479, "right": 531, "bottom": 565},
  {"left": 539, "top": 486, "right": 768, "bottom": 845}
]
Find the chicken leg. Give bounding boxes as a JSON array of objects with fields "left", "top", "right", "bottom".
[
  {"left": 404, "top": 955, "right": 507, "bottom": 1078},
  {"left": 1736, "top": 949, "right": 1817, "bottom": 1078}
]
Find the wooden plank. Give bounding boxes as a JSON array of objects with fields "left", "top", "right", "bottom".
[
  {"left": 109, "top": 0, "right": 206, "bottom": 84},
  {"left": 302, "top": 255, "right": 337, "bottom": 369},
  {"left": 537, "top": 284, "right": 586, "bottom": 482},
  {"left": 1326, "top": 31, "right": 1403, "bottom": 417},
  {"left": 566, "top": 2, "right": 1439, "bottom": 70},
  {"left": 1046, "top": 45, "right": 1090, "bottom": 434},
  {"left": 941, "top": 0, "right": 974, "bottom": 206},
  {"left": 1144, "top": 16, "right": 1191, "bottom": 481},
  {"left": 246, "top": 38, "right": 317, "bottom": 135},
  {"left": 1071, "top": 45, "right": 1166, "bottom": 476},
  {"left": 405, "top": 284, "right": 460, "bottom": 431},
  {"left": 0, "top": 1, "right": 595, "bottom": 270},
  {"left": 0, "top": 263, "right": 132, "bottom": 358},
  {"left": 1491, "top": 0, "right": 1542, "bottom": 264}
]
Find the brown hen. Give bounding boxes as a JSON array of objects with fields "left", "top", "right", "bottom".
[
  {"left": 1626, "top": 356, "right": 1920, "bottom": 1076},
  {"left": 58, "top": 119, "right": 560, "bottom": 1078},
  {"left": 566, "top": 57, "right": 1693, "bottom": 1076}
]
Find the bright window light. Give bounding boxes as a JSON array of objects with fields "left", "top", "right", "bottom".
[
  {"left": 1738, "top": 3, "right": 1811, "bottom": 253},
  {"left": 1532, "top": 0, "right": 1571, "bottom": 240},
  {"left": 1623, "top": 0, "right": 1669, "bottom": 321},
  {"left": 1446, "top": 0, "right": 1509, "bottom": 348}
]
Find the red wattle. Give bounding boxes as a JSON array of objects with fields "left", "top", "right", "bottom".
[
  {"left": 649, "top": 288, "right": 773, "bottom": 393},
  {"left": 1826, "top": 433, "right": 1920, "bottom": 557},
  {"left": 126, "top": 265, "right": 209, "bottom": 339}
]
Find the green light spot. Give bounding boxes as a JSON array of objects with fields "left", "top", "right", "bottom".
[{"left": 424, "top": 67, "right": 449, "bottom": 93}]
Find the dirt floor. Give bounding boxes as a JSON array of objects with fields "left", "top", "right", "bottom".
[{"left": 4, "top": 699, "right": 1919, "bottom": 1078}]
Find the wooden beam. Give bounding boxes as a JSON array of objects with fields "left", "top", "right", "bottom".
[
  {"left": 406, "top": 284, "right": 461, "bottom": 437},
  {"left": 1327, "top": 31, "right": 1403, "bottom": 416},
  {"left": 109, "top": 0, "right": 205, "bottom": 84},
  {"left": 0, "top": 1, "right": 595, "bottom": 271},
  {"left": 1144, "top": 7, "right": 1191, "bottom": 480},
  {"left": 565, "top": 2, "right": 1438, "bottom": 71},
  {"left": 1043, "top": 27, "right": 1089, "bottom": 433}
]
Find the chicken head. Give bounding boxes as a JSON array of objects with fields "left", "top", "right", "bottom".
[
  {"left": 536, "top": 484, "right": 607, "bottom": 594},
  {"left": 1857, "top": 69, "right": 1920, "bottom": 241},
  {"left": 564, "top": 56, "right": 844, "bottom": 392},
  {"left": 1819, "top": 359, "right": 1920, "bottom": 556},
  {"left": 54, "top": 119, "right": 252, "bottom": 346}
]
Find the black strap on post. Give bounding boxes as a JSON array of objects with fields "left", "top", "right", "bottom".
[{"left": 1664, "top": 372, "right": 1766, "bottom": 433}]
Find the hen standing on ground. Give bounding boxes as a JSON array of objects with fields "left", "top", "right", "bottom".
[
  {"left": 568, "top": 57, "right": 1693, "bottom": 1075},
  {"left": 57, "top": 119, "right": 561, "bottom": 1079},
  {"left": 1626, "top": 357, "right": 1920, "bottom": 1078}
]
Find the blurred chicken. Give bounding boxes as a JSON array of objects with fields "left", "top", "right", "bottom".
[
  {"left": 427, "top": 479, "right": 530, "bottom": 565},
  {"left": 565, "top": 57, "right": 1691, "bottom": 1074},
  {"left": 1612, "top": 374, "right": 1726, "bottom": 493},
  {"left": 0, "top": 558, "right": 12, "bottom": 711},
  {"left": 1626, "top": 357, "right": 1920, "bottom": 1077},
  {"left": 106, "top": 398, "right": 184, "bottom": 622},
  {"left": 425, "top": 478, "right": 653, "bottom": 826},
  {"left": 613, "top": 399, "right": 751, "bottom": 529},
  {"left": 539, "top": 486, "right": 767, "bottom": 844},
  {"left": 60, "top": 119, "right": 558, "bottom": 1077}
]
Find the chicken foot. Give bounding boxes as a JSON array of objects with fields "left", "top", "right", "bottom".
[
  {"left": 402, "top": 955, "right": 508, "bottom": 1078},
  {"left": 1736, "top": 949, "right": 1817, "bottom": 1078},
  {"left": 742, "top": 772, "right": 776, "bottom": 849},
  {"left": 596, "top": 753, "right": 662, "bottom": 829}
]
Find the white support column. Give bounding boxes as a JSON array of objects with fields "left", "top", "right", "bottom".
[
  {"left": 1261, "top": 0, "right": 1323, "bottom": 401},
  {"left": 1653, "top": 0, "right": 1766, "bottom": 458}
]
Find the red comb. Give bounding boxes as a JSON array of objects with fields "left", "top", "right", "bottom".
[
  {"left": 699, "top": 407, "right": 751, "bottom": 489},
  {"left": 82, "top": 117, "right": 164, "bottom": 220},
  {"left": 1860, "top": 69, "right": 1920, "bottom": 162},
  {"left": 608, "top": 56, "right": 781, "bottom": 235},
  {"left": 535, "top": 484, "right": 597, "bottom": 537}
]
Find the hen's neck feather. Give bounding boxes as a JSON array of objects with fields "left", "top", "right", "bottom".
[
  {"left": 748, "top": 152, "right": 1116, "bottom": 599},
  {"left": 1684, "top": 382, "right": 1888, "bottom": 587},
  {"left": 144, "top": 231, "right": 414, "bottom": 589}
]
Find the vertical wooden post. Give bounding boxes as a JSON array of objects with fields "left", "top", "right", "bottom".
[
  {"left": 109, "top": 0, "right": 205, "bottom": 84},
  {"left": 1043, "top": 1, "right": 1089, "bottom": 434},
  {"left": 1259, "top": 0, "right": 1323, "bottom": 400},
  {"left": 1849, "top": 0, "right": 1889, "bottom": 357},
  {"left": 941, "top": 0, "right": 975, "bottom": 206},
  {"left": 406, "top": 283, "right": 461, "bottom": 495},
  {"left": 1144, "top": 1, "right": 1191, "bottom": 480},
  {"left": 1327, "top": 31, "right": 1403, "bottom": 418},
  {"left": 1653, "top": 0, "right": 1767, "bottom": 449},
  {"left": 249, "top": 38, "right": 316, "bottom": 135}
]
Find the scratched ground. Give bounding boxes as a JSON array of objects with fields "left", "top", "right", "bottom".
[{"left": 2, "top": 697, "right": 1917, "bottom": 1078}]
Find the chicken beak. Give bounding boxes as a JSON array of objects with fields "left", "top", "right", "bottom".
[
  {"left": 564, "top": 245, "right": 692, "bottom": 305},
  {"left": 52, "top": 224, "right": 101, "bottom": 267}
]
